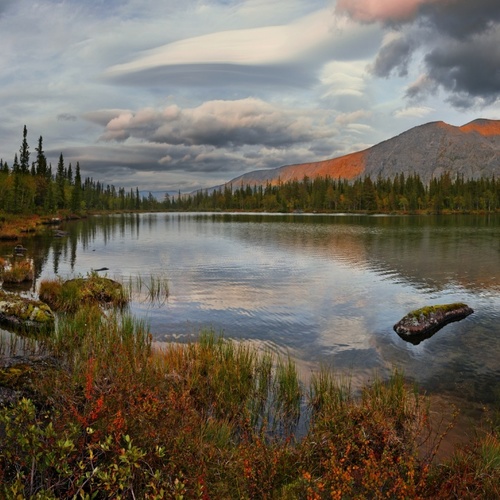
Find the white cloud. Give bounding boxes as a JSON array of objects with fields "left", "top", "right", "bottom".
[
  {"left": 393, "top": 106, "right": 435, "bottom": 119},
  {"left": 106, "top": 10, "right": 337, "bottom": 78}
]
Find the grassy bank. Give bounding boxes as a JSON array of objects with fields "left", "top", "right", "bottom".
[{"left": 0, "top": 303, "right": 499, "bottom": 499}]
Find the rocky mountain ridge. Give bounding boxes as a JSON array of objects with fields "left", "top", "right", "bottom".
[{"left": 219, "top": 119, "right": 500, "bottom": 189}]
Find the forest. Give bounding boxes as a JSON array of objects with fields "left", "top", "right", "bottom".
[
  {"left": 2, "top": 126, "right": 500, "bottom": 215},
  {"left": 0, "top": 126, "right": 148, "bottom": 214},
  {"left": 170, "top": 172, "right": 500, "bottom": 213}
]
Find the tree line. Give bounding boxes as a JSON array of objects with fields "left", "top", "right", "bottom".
[
  {"left": 2, "top": 126, "right": 500, "bottom": 215},
  {"left": 167, "top": 171, "right": 500, "bottom": 213},
  {"left": 0, "top": 126, "right": 158, "bottom": 214}
]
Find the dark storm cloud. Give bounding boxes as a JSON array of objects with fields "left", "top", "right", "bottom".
[
  {"left": 411, "top": 0, "right": 500, "bottom": 104},
  {"left": 418, "top": 0, "right": 500, "bottom": 39},
  {"left": 339, "top": 0, "right": 500, "bottom": 107},
  {"left": 370, "top": 35, "right": 415, "bottom": 78},
  {"left": 424, "top": 27, "right": 500, "bottom": 105}
]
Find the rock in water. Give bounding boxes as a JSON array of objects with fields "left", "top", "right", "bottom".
[
  {"left": 394, "top": 303, "right": 473, "bottom": 345},
  {"left": 0, "top": 290, "right": 55, "bottom": 333}
]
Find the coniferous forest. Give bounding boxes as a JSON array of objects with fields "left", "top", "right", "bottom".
[
  {"left": 0, "top": 126, "right": 145, "bottom": 214},
  {"left": 169, "top": 173, "right": 500, "bottom": 213},
  {"left": 2, "top": 126, "right": 500, "bottom": 215}
]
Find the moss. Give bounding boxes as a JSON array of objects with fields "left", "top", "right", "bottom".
[
  {"left": 409, "top": 302, "right": 468, "bottom": 319},
  {"left": 0, "top": 289, "right": 55, "bottom": 331},
  {"left": 31, "top": 304, "right": 54, "bottom": 323},
  {"left": 0, "top": 365, "right": 33, "bottom": 389}
]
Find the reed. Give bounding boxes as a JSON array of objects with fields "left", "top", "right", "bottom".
[
  {"left": 126, "top": 273, "right": 169, "bottom": 305},
  {"left": 308, "top": 365, "right": 352, "bottom": 416},
  {"left": 274, "top": 355, "right": 302, "bottom": 436}
]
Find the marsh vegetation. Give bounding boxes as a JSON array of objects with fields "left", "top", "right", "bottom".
[{"left": 0, "top": 291, "right": 498, "bottom": 498}]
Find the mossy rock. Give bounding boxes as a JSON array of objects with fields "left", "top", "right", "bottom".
[
  {"left": 39, "top": 273, "right": 127, "bottom": 312},
  {"left": 394, "top": 302, "right": 473, "bottom": 345},
  {"left": 0, "top": 289, "right": 55, "bottom": 333}
]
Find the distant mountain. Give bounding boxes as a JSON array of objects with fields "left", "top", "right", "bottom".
[{"left": 217, "top": 119, "right": 500, "bottom": 190}]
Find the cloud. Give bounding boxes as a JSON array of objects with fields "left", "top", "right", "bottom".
[
  {"left": 105, "top": 11, "right": 334, "bottom": 84},
  {"left": 104, "top": 9, "right": 382, "bottom": 92},
  {"left": 369, "top": 32, "right": 415, "bottom": 77},
  {"left": 393, "top": 105, "right": 434, "bottom": 118},
  {"left": 338, "top": 0, "right": 500, "bottom": 108},
  {"left": 424, "top": 26, "right": 500, "bottom": 105},
  {"left": 87, "top": 98, "right": 332, "bottom": 148},
  {"left": 0, "top": 0, "right": 15, "bottom": 16},
  {"left": 419, "top": 0, "right": 500, "bottom": 39},
  {"left": 335, "top": 110, "right": 372, "bottom": 125},
  {"left": 58, "top": 113, "right": 78, "bottom": 122},
  {"left": 405, "top": 74, "right": 438, "bottom": 99}
]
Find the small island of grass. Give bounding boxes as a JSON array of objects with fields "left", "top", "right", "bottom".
[{"left": 39, "top": 272, "right": 128, "bottom": 313}]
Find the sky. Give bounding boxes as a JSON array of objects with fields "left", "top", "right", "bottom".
[{"left": 1, "top": 0, "right": 499, "bottom": 193}]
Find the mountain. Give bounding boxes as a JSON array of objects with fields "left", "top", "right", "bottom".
[{"left": 220, "top": 119, "right": 500, "bottom": 189}]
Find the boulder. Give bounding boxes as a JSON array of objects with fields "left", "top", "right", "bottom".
[
  {"left": 0, "top": 290, "right": 55, "bottom": 333},
  {"left": 394, "top": 303, "right": 473, "bottom": 345}
]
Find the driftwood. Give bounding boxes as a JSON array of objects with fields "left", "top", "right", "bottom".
[{"left": 394, "top": 303, "right": 473, "bottom": 345}]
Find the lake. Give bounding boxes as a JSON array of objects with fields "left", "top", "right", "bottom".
[{"left": 4, "top": 212, "right": 500, "bottom": 418}]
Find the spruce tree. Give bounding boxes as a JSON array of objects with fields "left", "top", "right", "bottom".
[
  {"left": 67, "top": 163, "right": 73, "bottom": 184},
  {"left": 56, "top": 153, "right": 66, "bottom": 208},
  {"left": 71, "top": 162, "right": 82, "bottom": 212},
  {"left": 35, "top": 136, "right": 48, "bottom": 177},
  {"left": 19, "top": 125, "right": 30, "bottom": 174}
]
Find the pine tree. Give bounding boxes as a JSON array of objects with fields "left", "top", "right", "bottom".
[
  {"left": 35, "top": 136, "right": 48, "bottom": 177},
  {"left": 70, "top": 162, "right": 82, "bottom": 212},
  {"left": 19, "top": 125, "right": 30, "bottom": 174},
  {"left": 67, "top": 163, "right": 73, "bottom": 184},
  {"left": 56, "top": 153, "right": 66, "bottom": 208}
]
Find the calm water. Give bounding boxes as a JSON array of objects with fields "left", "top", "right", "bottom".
[{"left": 4, "top": 213, "right": 500, "bottom": 411}]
